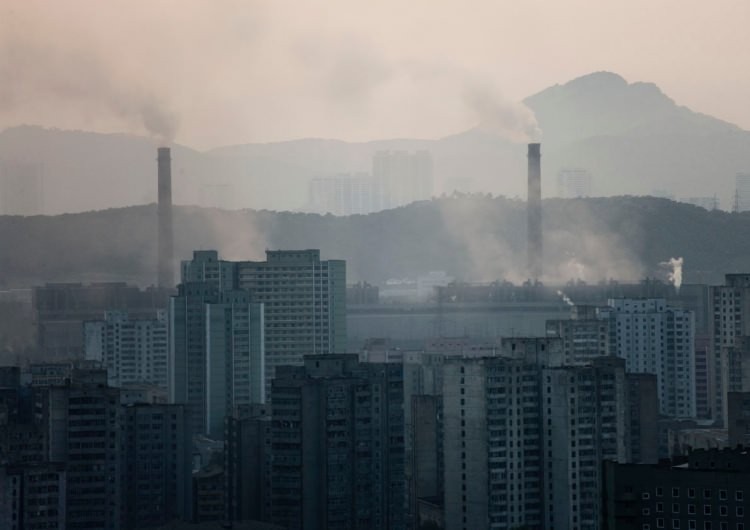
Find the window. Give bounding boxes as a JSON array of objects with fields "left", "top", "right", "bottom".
[
  {"left": 705, "top": 489, "right": 712, "bottom": 499},
  {"left": 689, "top": 505, "right": 696, "bottom": 515},
  {"left": 644, "top": 492, "right": 652, "bottom": 500},
  {"left": 673, "top": 520, "right": 680, "bottom": 530},
  {"left": 704, "top": 524, "right": 712, "bottom": 530},
  {"left": 738, "top": 507, "right": 745, "bottom": 518},
  {"left": 657, "top": 519, "right": 664, "bottom": 529},
  {"left": 657, "top": 487, "right": 664, "bottom": 497},
  {"left": 737, "top": 491, "right": 745, "bottom": 502},
  {"left": 673, "top": 488, "right": 680, "bottom": 498},
  {"left": 721, "top": 506, "right": 728, "bottom": 516},
  {"left": 643, "top": 525, "right": 651, "bottom": 530},
  {"left": 657, "top": 503, "right": 665, "bottom": 513},
  {"left": 688, "top": 522, "right": 695, "bottom": 530},
  {"left": 688, "top": 488, "right": 696, "bottom": 498},
  {"left": 673, "top": 504, "right": 680, "bottom": 514},
  {"left": 643, "top": 508, "right": 651, "bottom": 516},
  {"left": 720, "top": 490, "right": 728, "bottom": 501},
  {"left": 705, "top": 506, "right": 712, "bottom": 516}
]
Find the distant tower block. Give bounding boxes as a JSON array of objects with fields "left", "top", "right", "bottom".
[
  {"left": 157, "top": 147, "right": 174, "bottom": 288},
  {"left": 527, "top": 143, "right": 542, "bottom": 280}
]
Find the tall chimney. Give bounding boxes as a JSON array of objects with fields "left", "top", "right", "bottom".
[
  {"left": 157, "top": 147, "right": 174, "bottom": 288},
  {"left": 527, "top": 143, "right": 542, "bottom": 280}
]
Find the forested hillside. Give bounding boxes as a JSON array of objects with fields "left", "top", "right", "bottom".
[{"left": 0, "top": 195, "right": 747, "bottom": 288}]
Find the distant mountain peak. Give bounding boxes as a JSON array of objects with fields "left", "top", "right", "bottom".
[{"left": 564, "top": 70, "right": 628, "bottom": 89}]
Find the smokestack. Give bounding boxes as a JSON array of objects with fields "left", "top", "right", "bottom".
[
  {"left": 157, "top": 147, "right": 174, "bottom": 288},
  {"left": 527, "top": 143, "right": 542, "bottom": 280}
]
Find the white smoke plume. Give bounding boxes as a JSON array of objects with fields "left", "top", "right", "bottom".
[
  {"left": 462, "top": 78, "right": 541, "bottom": 143},
  {"left": 0, "top": 2, "right": 181, "bottom": 143},
  {"left": 661, "top": 257, "right": 684, "bottom": 292},
  {"left": 556, "top": 290, "right": 575, "bottom": 307}
]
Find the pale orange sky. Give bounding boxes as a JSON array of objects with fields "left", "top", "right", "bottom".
[{"left": 1, "top": 0, "right": 748, "bottom": 148}]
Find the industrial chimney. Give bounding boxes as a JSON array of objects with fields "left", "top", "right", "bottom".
[
  {"left": 157, "top": 147, "right": 174, "bottom": 288},
  {"left": 527, "top": 143, "right": 542, "bottom": 280}
]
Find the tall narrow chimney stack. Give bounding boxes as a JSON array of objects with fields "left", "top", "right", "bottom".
[
  {"left": 527, "top": 143, "right": 542, "bottom": 280},
  {"left": 157, "top": 147, "right": 174, "bottom": 288}
]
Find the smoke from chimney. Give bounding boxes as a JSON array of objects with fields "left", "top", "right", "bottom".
[
  {"left": 157, "top": 147, "right": 174, "bottom": 288},
  {"left": 527, "top": 143, "right": 542, "bottom": 280}
]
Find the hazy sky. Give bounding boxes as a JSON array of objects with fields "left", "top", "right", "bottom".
[{"left": 1, "top": 0, "right": 748, "bottom": 149}]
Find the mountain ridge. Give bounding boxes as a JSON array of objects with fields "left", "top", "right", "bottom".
[
  {"left": 1, "top": 195, "right": 748, "bottom": 290},
  {"left": 1, "top": 71, "right": 749, "bottom": 213}
]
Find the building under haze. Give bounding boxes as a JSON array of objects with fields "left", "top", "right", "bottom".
[
  {"left": 0, "top": 366, "right": 193, "bottom": 529},
  {"left": 224, "top": 404, "right": 272, "bottom": 524},
  {"left": 33, "top": 282, "right": 170, "bottom": 360},
  {"left": 710, "top": 274, "right": 750, "bottom": 426},
  {"left": 181, "top": 249, "right": 347, "bottom": 400},
  {"left": 556, "top": 168, "right": 593, "bottom": 198},
  {"left": 373, "top": 150, "right": 433, "bottom": 209},
  {"left": 441, "top": 340, "right": 632, "bottom": 530},
  {"left": 309, "top": 173, "right": 378, "bottom": 216},
  {"left": 0, "top": 159, "right": 43, "bottom": 216},
  {"left": 84, "top": 309, "right": 169, "bottom": 390},
  {"left": 169, "top": 281, "right": 265, "bottom": 438},
  {"left": 269, "top": 354, "right": 405, "bottom": 530},
  {"left": 599, "top": 298, "right": 696, "bottom": 417}
]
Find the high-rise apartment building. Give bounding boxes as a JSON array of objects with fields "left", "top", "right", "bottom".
[
  {"left": 121, "top": 403, "right": 192, "bottom": 529},
  {"left": 600, "top": 298, "right": 696, "bottom": 417},
  {"left": 709, "top": 274, "right": 750, "bottom": 425},
  {"left": 1, "top": 369, "right": 193, "bottom": 529},
  {"left": 170, "top": 281, "right": 264, "bottom": 437},
  {"left": 309, "top": 173, "right": 378, "bottom": 216},
  {"left": 546, "top": 305, "right": 610, "bottom": 364},
  {"left": 556, "top": 168, "right": 593, "bottom": 198},
  {"left": 180, "top": 249, "right": 346, "bottom": 400},
  {"left": 84, "top": 310, "right": 169, "bottom": 390},
  {"left": 373, "top": 150, "right": 433, "bottom": 210},
  {"left": 440, "top": 342, "right": 631, "bottom": 530},
  {"left": 38, "top": 383, "right": 124, "bottom": 529},
  {"left": 224, "top": 404, "right": 272, "bottom": 524},
  {"left": 33, "top": 282, "right": 170, "bottom": 359},
  {"left": 269, "top": 354, "right": 405, "bottom": 530},
  {"left": 626, "top": 372, "right": 660, "bottom": 464},
  {"left": 0, "top": 462, "right": 67, "bottom": 530}
]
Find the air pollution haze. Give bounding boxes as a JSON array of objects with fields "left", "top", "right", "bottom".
[
  {"left": 0, "top": 1, "right": 537, "bottom": 147},
  {"left": 2, "top": 0, "right": 749, "bottom": 148}
]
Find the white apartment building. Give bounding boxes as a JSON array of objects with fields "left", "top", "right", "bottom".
[
  {"left": 600, "top": 298, "right": 696, "bottom": 417},
  {"left": 84, "top": 310, "right": 168, "bottom": 390}
]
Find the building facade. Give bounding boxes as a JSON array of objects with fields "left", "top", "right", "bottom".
[
  {"left": 170, "top": 282, "right": 265, "bottom": 437},
  {"left": 84, "top": 310, "right": 169, "bottom": 390},
  {"left": 372, "top": 150, "right": 433, "bottom": 210},
  {"left": 33, "top": 282, "right": 170, "bottom": 359},
  {"left": 600, "top": 298, "right": 696, "bottom": 417},
  {"left": 270, "top": 354, "right": 404, "bottom": 530},
  {"left": 440, "top": 339, "right": 632, "bottom": 530},
  {"left": 180, "top": 249, "right": 346, "bottom": 401},
  {"left": 603, "top": 448, "right": 750, "bottom": 530},
  {"left": 710, "top": 275, "right": 750, "bottom": 425}
]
